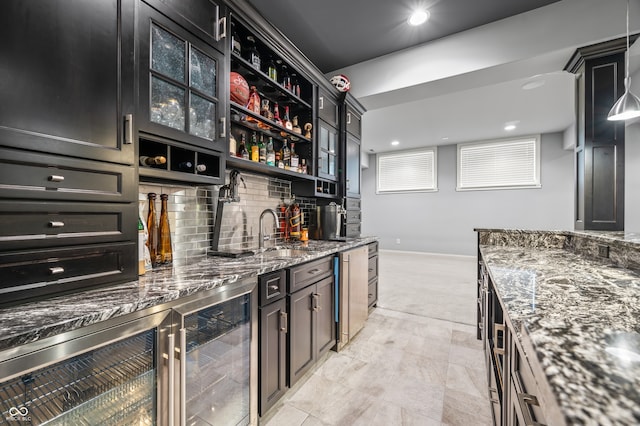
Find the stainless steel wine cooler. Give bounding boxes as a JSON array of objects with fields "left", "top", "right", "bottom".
[{"left": 0, "top": 278, "right": 258, "bottom": 426}]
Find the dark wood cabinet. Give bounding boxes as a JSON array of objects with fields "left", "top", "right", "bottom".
[
  {"left": 0, "top": 0, "right": 135, "bottom": 165},
  {"left": 318, "top": 89, "right": 340, "bottom": 128},
  {"left": 317, "top": 121, "right": 339, "bottom": 182},
  {"left": 0, "top": 1, "right": 138, "bottom": 305},
  {"left": 566, "top": 38, "right": 630, "bottom": 231},
  {"left": 258, "top": 270, "right": 288, "bottom": 416},
  {"left": 287, "top": 257, "right": 335, "bottom": 387},
  {"left": 137, "top": 0, "right": 228, "bottom": 156},
  {"left": 345, "top": 105, "right": 362, "bottom": 139}
]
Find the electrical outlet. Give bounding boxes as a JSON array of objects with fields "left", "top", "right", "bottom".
[
  {"left": 598, "top": 244, "right": 609, "bottom": 258},
  {"left": 395, "top": 238, "right": 401, "bottom": 244}
]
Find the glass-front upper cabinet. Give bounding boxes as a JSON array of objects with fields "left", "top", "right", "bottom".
[
  {"left": 317, "top": 121, "right": 338, "bottom": 181},
  {"left": 137, "top": 0, "right": 228, "bottom": 152}
]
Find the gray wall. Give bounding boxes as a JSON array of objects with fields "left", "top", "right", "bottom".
[{"left": 360, "top": 132, "right": 574, "bottom": 256}]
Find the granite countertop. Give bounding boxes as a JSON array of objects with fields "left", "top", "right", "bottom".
[
  {"left": 0, "top": 237, "right": 376, "bottom": 354},
  {"left": 480, "top": 244, "right": 640, "bottom": 425}
]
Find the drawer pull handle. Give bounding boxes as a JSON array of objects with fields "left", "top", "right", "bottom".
[
  {"left": 124, "top": 114, "right": 133, "bottom": 144},
  {"left": 494, "top": 323, "right": 505, "bottom": 355},
  {"left": 48, "top": 221, "right": 65, "bottom": 228},
  {"left": 49, "top": 267, "right": 65, "bottom": 275},
  {"left": 48, "top": 175, "right": 65, "bottom": 182},
  {"left": 268, "top": 285, "right": 280, "bottom": 292},
  {"left": 279, "top": 312, "right": 288, "bottom": 333},
  {"left": 308, "top": 268, "right": 321, "bottom": 275},
  {"left": 517, "top": 392, "right": 545, "bottom": 426}
]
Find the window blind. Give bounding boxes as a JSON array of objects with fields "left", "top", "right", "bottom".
[
  {"left": 377, "top": 148, "right": 437, "bottom": 193},
  {"left": 457, "top": 136, "right": 540, "bottom": 190}
]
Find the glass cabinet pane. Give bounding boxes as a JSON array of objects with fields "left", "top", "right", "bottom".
[
  {"left": 320, "top": 126, "right": 329, "bottom": 151},
  {"left": 190, "top": 47, "right": 216, "bottom": 98},
  {"left": 320, "top": 151, "right": 329, "bottom": 174},
  {"left": 0, "top": 330, "right": 156, "bottom": 425},
  {"left": 151, "top": 24, "right": 185, "bottom": 83},
  {"left": 151, "top": 77, "right": 186, "bottom": 131},
  {"left": 183, "top": 294, "right": 251, "bottom": 425},
  {"left": 189, "top": 94, "right": 216, "bottom": 140},
  {"left": 328, "top": 132, "right": 336, "bottom": 154}
]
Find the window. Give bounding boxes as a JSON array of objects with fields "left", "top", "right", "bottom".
[
  {"left": 457, "top": 136, "right": 540, "bottom": 191},
  {"left": 377, "top": 148, "right": 437, "bottom": 193}
]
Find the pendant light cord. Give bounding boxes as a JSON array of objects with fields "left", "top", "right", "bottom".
[{"left": 626, "top": 0, "right": 630, "bottom": 89}]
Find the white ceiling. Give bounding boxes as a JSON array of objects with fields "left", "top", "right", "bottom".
[{"left": 329, "top": 0, "right": 640, "bottom": 153}]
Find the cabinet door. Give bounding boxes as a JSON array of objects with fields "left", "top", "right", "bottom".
[
  {"left": 318, "top": 90, "right": 339, "bottom": 127},
  {"left": 288, "top": 285, "right": 315, "bottom": 386},
  {"left": 346, "top": 106, "right": 362, "bottom": 138},
  {"left": 346, "top": 133, "right": 361, "bottom": 197},
  {"left": 259, "top": 298, "right": 287, "bottom": 415},
  {"left": 0, "top": 0, "right": 135, "bottom": 164},
  {"left": 317, "top": 121, "right": 339, "bottom": 181},
  {"left": 138, "top": 2, "right": 227, "bottom": 152},
  {"left": 315, "top": 276, "right": 335, "bottom": 356}
]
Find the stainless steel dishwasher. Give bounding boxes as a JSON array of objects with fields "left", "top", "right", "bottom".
[{"left": 336, "top": 246, "right": 369, "bottom": 351}]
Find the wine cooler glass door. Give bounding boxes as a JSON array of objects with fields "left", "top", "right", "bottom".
[
  {"left": 173, "top": 279, "right": 257, "bottom": 426},
  {"left": 0, "top": 310, "right": 171, "bottom": 425}
]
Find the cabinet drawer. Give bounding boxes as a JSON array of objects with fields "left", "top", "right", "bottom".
[
  {"left": 367, "top": 279, "right": 377, "bottom": 307},
  {"left": 318, "top": 92, "right": 339, "bottom": 127},
  {"left": 512, "top": 342, "right": 547, "bottom": 424},
  {"left": 367, "top": 255, "right": 378, "bottom": 282},
  {"left": 0, "top": 242, "right": 137, "bottom": 306},
  {"left": 367, "top": 242, "right": 378, "bottom": 256},
  {"left": 288, "top": 256, "right": 333, "bottom": 293},
  {"left": 0, "top": 148, "right": 136, "bottom": 202},
  {"left": 0, "top": 201, "right": 137, "bottom": 250},
  {"left": 344, "top": 210, "right": 361, "bottom": 224},
  {"left": 259, "top": 269, "right": 286, "bottom": 306},
  {"left": 345, "top": 198, "right": 361, "bottom": 210},
  {"left": 345, "top": 223, "right": 361, "bottom": 238}
]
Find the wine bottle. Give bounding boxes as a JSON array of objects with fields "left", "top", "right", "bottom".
[
  {"left": 266, "top": 55, "right": 277, "bottom": 81},
  {"left": 273, "top": 103, "right": 283, "bottom": 126},
  {"left": 300, "top": 158, "right": 308, "bottom": 174},
  {"left": 291, "top": 73, "right": 301, "bottom": 97},
  {"left": 266, "top": 137, "right": 275, "bottom": 166},
  {"left": 140, "top": 155, "right": 167, "bottom": 166},
  {"left": 250, "top": 132, "right": 259, "bottom": 162},
  {"left": 246, "top": 35, "right": 261, "bottom": 70},
  {"left": 239, "top": 134, "right": 249, "bottom": 159},
  {"left": 195, "top": 164, "right": 207, "bottom": 172},
  {"left": 275, "top": 148, "right": 283, "bottom": 168},
  {"left": 258, "top": 134, "right": 266, "bottom": 163},
  {"left": 229, "top": 132, "right": 237, "bottom": 156},
  {"left": 158, "top": 194, "right": 173, "bottom": 264},
  {"left": 146, "top": 193, "right": 159, "bottom": 267},
  {"left": 282, "top": 138, "right": 291, "bottom": 169},
  {"left": 176, "top": 161, "right": 194, "bottom": 171},
  {"left": 292, "top": 116, "right": 302, "bottom": 134},
  {"left": 231, "top": 22, "right": 241, "bottom": 56},
  {"left": 280, "top": 63, "right": 291, "bottom": 91}
]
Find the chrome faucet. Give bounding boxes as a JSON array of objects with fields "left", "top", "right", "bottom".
[{"left": 259, "top": 209, "right": 280, "bottom": 249}]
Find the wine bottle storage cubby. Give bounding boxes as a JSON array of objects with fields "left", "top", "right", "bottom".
[
  {"left": 139, "top": 137, "right": 223, "bottom": 184},
  {"left": 292, "top": 178, "right": 339, "bottom": 198}
]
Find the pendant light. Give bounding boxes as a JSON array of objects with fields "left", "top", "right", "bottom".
[{"left": 608, "top": 0, "right": 640, "bottom": 121}]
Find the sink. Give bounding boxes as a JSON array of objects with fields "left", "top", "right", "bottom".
[{"left": 257, "top": 248, "right": 311, "bottom": 259}]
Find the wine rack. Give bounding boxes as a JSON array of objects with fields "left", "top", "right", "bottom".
[{"left": 139, "top": 135, "right": 224, "bottom": 185}]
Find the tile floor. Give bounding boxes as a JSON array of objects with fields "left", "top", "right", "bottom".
[{"left": 262, "top": 250, "right": 492, "bottom": 426}]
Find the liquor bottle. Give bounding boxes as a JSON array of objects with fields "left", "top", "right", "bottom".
[
  {"left": 283, "top": 106, "right": 293, "bottom": 131},
  {"left": 280, "top": 63, "right": 291, "bottom": 91},
  {"left": 266, "top": 55, "right": 277, "bottom": 81},
  {"left": 246, "top": 35, "right": 261, "bottom": 70},
  {"left": 229, "top": 132, "right": 237, "bottom": 156},
  {"left": 258, "top": 134, "right": 266, "bottom": 163},
  {"left": 275, "top": 148, "right": 283, "bottom": 168},
  {"left": 146, "top": 193, "right": 158, "bottom": 267},
  {"left": 260, "top": 99, "right": 273, "bottom": 120},
  {"left": 278, "top": 198, "right": 289, "bottom": 241},
  {"left": 291, "top": 73, "right": 301, "bottom": 97},
  {"left": 158, "top": 194, "right": 173, "bottom": 264},
  {"left": 290, "top": 142, "right": 299, "bottom": 171},
  {"left": 288, "top": 202, "right": 301, "bottom": 239},
  {"left": 176, "top": 161, "right": 194, "bottom": 171},
  {"left": 195, "top": 164, "right": 207, "bottom": 172},
  {"left": 250, "top": 132, "right": 259, "bottom": 162},
  {"left": 231, "top": 22, "right": 241, "bottom": 56},
  {"left": 247, "top": 86, "right": 261, "bottom": 114},
  {"left": 138, "top": 214, "right": 146, "bottom": 275},
  {"left": 140, "top": 155, "right": 167, "bottom": 166},
  {"left": 282, "top": 138, "right": 291, "bottom": 169},
  {"left": 239, "top": 134, "right": 249, "bottom": 159},
  {"left": 300, "top": 158, "right": 308, "bottom": 174},
  {"left": 273, "top": 102, "right": 283, "bottom": 127},
  {"left": 266, "top": 137, "right": 275, "bottom": 166},
  {"left": 292, "top": 116, "right": 302, "bottom": 134}
]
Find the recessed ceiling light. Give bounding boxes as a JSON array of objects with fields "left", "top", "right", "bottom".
[
  {"left": 391, "top": 140, "right": 400, "bottom": 146},
  {"left": 408, "top": 10, "right": 429, "bottom": 26},
  {"left": 504, "top": 124, "right": 516, "bottom": 131}
]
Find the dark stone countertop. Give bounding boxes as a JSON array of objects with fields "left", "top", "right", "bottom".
[
  {"left": 0, "top": 237, "right": 376, "bottom": 354},
  {"left": 480, "top": 243, "right": 640, "bottom": 425}
]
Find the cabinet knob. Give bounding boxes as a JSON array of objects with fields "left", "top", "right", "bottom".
[
  {"left": 48, "top": 175, "right": 65, "bottom": 182},
  {"left": 48, "top": 221, "right": 65, "bottom": 228}
]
